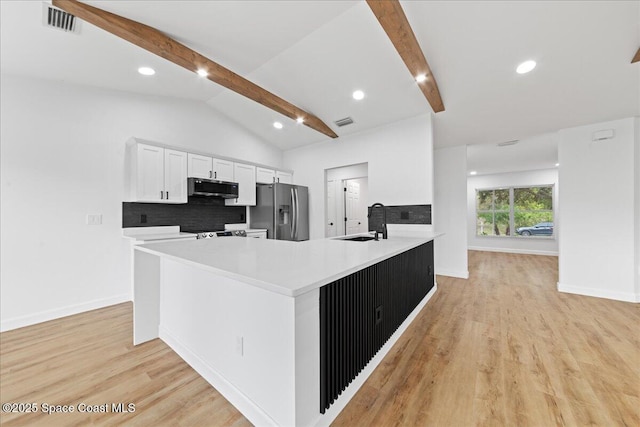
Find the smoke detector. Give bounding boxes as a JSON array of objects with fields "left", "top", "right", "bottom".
[{"left": 42, "top": 2, "right": 81, "bottom": 34}]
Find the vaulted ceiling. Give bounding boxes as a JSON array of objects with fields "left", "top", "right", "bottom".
[{"left": 1, "top": 1, "right": 638, "bottom": 151}]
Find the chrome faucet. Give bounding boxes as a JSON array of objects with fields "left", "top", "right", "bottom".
[{"left": 368, "top": 203, "right": 387, "bottom": 240}]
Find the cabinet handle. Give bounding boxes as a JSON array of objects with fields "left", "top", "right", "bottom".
[
  {"left": 166, "top": 191, "right": 169, "bottom": 199},
  {"left": 209, "top": 171, "right": 212, "bottom": 178},
  {"left": 160, "top": 191, "right": 164, "bottom": 200},
  {"left": 214, "top": 171, "right": 217, "bottom": 179}
]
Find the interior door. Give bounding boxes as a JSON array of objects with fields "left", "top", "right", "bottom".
[
  {"left": 326, "top": 180, "right": 338, "bottom": 237},
  {"left": 345, "top": 181, "right": 362, "bottom": 235}
]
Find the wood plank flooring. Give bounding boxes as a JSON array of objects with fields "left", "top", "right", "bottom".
[{"left": 1, "top": 251, "right": 638, "bottom": 426}]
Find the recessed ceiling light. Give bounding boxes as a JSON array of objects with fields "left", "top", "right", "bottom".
[
  {"left": 469, "top": 171, "right": 478, "bottom": 175},
  {"left": 273, "top": 121, "right": 283, "bottom": 129},
  {"left": 352, "top": 90, "right": 365, "bottom": 100},
  {"left": 415, "top": 74, "right": 427, "bottom": 83},
  {"left": 516, "top": 60, "right": 536, "bottom": 74},
  {"left": 555, "top": 163, "right": 560, "bottom": 167},
  {"left": 296, "top": 117, "right": 304, "bottom": 124},
  {"left": 138, "top": 67, "right": 155, "bottom": 76},
  {"left": 197, "top": 69, "right": 208, "bottom": 77}
]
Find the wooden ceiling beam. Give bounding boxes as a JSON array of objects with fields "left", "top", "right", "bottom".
[
  {"left": 632, "top": 47, "right": 640, "bottom": 63},
  {"left": 52, "top": 0, "right": 338, "bottom": 139},
  {"left": 366, "top": 0, "right": 445, "bottom": 113}
]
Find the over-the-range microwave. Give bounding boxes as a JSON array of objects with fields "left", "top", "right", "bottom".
[{"left": 187, "top": 178, "right": 239, "bottom": 198}]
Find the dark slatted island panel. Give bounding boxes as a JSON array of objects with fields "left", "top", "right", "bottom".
[{"left": 319, "top": 241, "right": 434, "bottom": 413}]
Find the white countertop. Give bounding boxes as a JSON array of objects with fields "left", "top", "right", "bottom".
[
  {"left": 134, "top": 232, "right": 442, "bottom": 297},
  {"left": 123, "top": 226, "right": 196, "bottom": 243}
]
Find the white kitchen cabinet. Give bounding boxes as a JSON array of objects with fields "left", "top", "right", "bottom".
[
  {"left": 188, "top": 154, "right": 234, "bottom": 181},
  {"left": 187, "top": 153, "right": 213, "bottom": 179},
  {"left": 164, "top": 149, "right": 188, "bottom": 203},
  {"left": 225, "top": 162, "right": 256, "bottom": 206},
  {"left": 256, "top": 167, "right": 276, "bottom": 184},
  {"left": 276, "top": 171, "right": 293, "bottom": 184},
  {"left": 213, "top": 158, "right": 234, "bottom": 182},
  {"left": 128, "top": 143, "right": 187, "bottom": 203}
]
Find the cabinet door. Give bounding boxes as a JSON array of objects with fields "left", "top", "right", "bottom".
[
  {"left": 213, "top": 158, "right": 234, "bottom": 182},
  {"left": 164, "top": 149, "right": 188, "bottom": 203},
  {"left": 187, "top": 153, "right": 213, "bottom": 179},
  {"left": 256, "top": 167, "right": 276, "bottom": 184},
  {"left": 276, "top": 171, "right": 293, "bottom": 184},
  {"left": 226, "top": 163, "right": 256, "bottom": 206},
  {"left": 136, "top": 143, "right": 164, "bottom": 202}
]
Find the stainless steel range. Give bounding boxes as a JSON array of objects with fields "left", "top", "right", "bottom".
[{"left": 183, "top": 229, "right": 247, "bottom": 239}]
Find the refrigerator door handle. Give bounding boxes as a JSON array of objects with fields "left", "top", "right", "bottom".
[
  {"left": 296, "top": 187, "right": 300, "bottom": 240},
  {"left": 294, "top": 188, "right": 300, "bottom": 240},
  {"left": 291, "top": 187, "right": 297, "bottom": 240}
]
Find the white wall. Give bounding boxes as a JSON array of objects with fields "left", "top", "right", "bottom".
[
  {"left": 467, "top": 169, "right": 559, "bottom": 255},
  {"left": 0, "top": 74, "right": 282, "bottom": 331},
  {"left": 557, "top": 117, "right": 638, "bottom": 302},
  {"left": 434, "top": 146, "right": 468, "bottom": 278},
  {"left": 283, "top": 114, "right": 433, "bottom": 240}
]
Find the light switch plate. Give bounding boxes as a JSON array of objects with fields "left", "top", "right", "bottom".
[{"left": 87, "top": 214, "right": 102, "bottom": 225}]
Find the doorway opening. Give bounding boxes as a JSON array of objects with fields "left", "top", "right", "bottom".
[{"left": 325, "top": 163, "right": 368, "bottom": 238}]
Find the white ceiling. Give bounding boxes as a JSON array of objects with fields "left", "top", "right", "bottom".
[
  {"left": 1, "top": 1, "right": 639, "bottom": 151},
  {"left": 467, "top": 134, "right": 558, "bottom": 176}
]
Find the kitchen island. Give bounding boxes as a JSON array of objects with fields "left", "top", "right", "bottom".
[{"left": 133, "top": 233, "right": 441, "bottom": 427}]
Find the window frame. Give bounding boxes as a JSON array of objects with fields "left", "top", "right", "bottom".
[{"left": 475, "top": 184, "right": 555, "bottom": 239}]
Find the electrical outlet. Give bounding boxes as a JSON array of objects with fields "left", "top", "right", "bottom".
[
  {"left": 86, "top": 214, "right": 102, "bottom": 225},
  {"left": 236, "top": 336, "right": 244, "bottom": 356},
  {"left": 140, "top": 214, "right": 147, "bottom": 223},
  {"left": 401, "top": 211, "right": 409, "bottom": 220}
]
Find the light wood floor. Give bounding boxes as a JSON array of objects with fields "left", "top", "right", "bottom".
[{"left": 1, "top": 251, "right": 638, "bottom": 426}]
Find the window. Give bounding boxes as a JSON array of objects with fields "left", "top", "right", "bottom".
[{"left": 476, "top": 185, "right": 554, "bottom": 237}]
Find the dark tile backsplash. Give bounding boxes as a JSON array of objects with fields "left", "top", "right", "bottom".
[
  {"left": 368, "top": 204, "right": 431, "bottom": 232},
  {"left": 122, "top": 197, "right": 245, "bottom": 231}
]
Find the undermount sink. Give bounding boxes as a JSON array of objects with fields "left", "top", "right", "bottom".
[{"left": 339, "top": 236, "right": 376, "bottom": 242}]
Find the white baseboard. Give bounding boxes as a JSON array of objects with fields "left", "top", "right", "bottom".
[
  {"left": 468, "top": 246, "right": 559, "bottom": 256},
  {"left": 0, "top": 294, "right": 131, "bottom": 332},
  {"left": 435, "top": 268, "right": 469, "bottom": 279},
  {"left": 557, "top": 283, "right": 640, "bottom": 303},
  {"left": 160, "top": 327, "right": 279, "bottom": 427}
]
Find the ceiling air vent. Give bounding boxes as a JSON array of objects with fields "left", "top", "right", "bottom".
[
  {"left": 497, "top": 140, "right": 519, "bottom": 147},
  {"left": 334, "top": 117, "right": 354, "bottom": 127},
  {"left": 42, "top": 3, "right": 80, "bottom": 34}
]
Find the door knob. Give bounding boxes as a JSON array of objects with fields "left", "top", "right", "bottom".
[{"left": 329, "top": 222, "right": 334, "bottom": 226}]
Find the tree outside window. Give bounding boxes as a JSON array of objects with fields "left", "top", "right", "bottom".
[{"left": 476, "top": 186, "right": 554, "bottom": 237}]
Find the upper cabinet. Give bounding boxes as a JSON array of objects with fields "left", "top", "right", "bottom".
[
  {"left": 187, "top": 153, "right": 212, "bottom": 179},
  {"left": 188, "top": 154, "right": 234, "bottom": 182},
  {"left": 226, "top": 162, "right": 256, "bottom": 206},
  {"left": 256, "top": 168, "right": 293, "bottom": 184},
  {"left": 256, "top": 167, "right": 276, "bottom": 184},
  {"left": 276, "top": 171, "right": 293, "bottom": 184},
  {"left": 127, "top": 138, "right": 290, "bottom": 206},
  {"left": 128, "top": 143, "right": 187, "bottom": 203},
  {"left": 213, "top": 158, "right": 234, "bottom": 182}
]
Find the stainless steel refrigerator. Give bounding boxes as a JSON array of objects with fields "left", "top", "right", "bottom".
[{"left": 250, "top": 183, "right": 309, "bottom": 241}]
